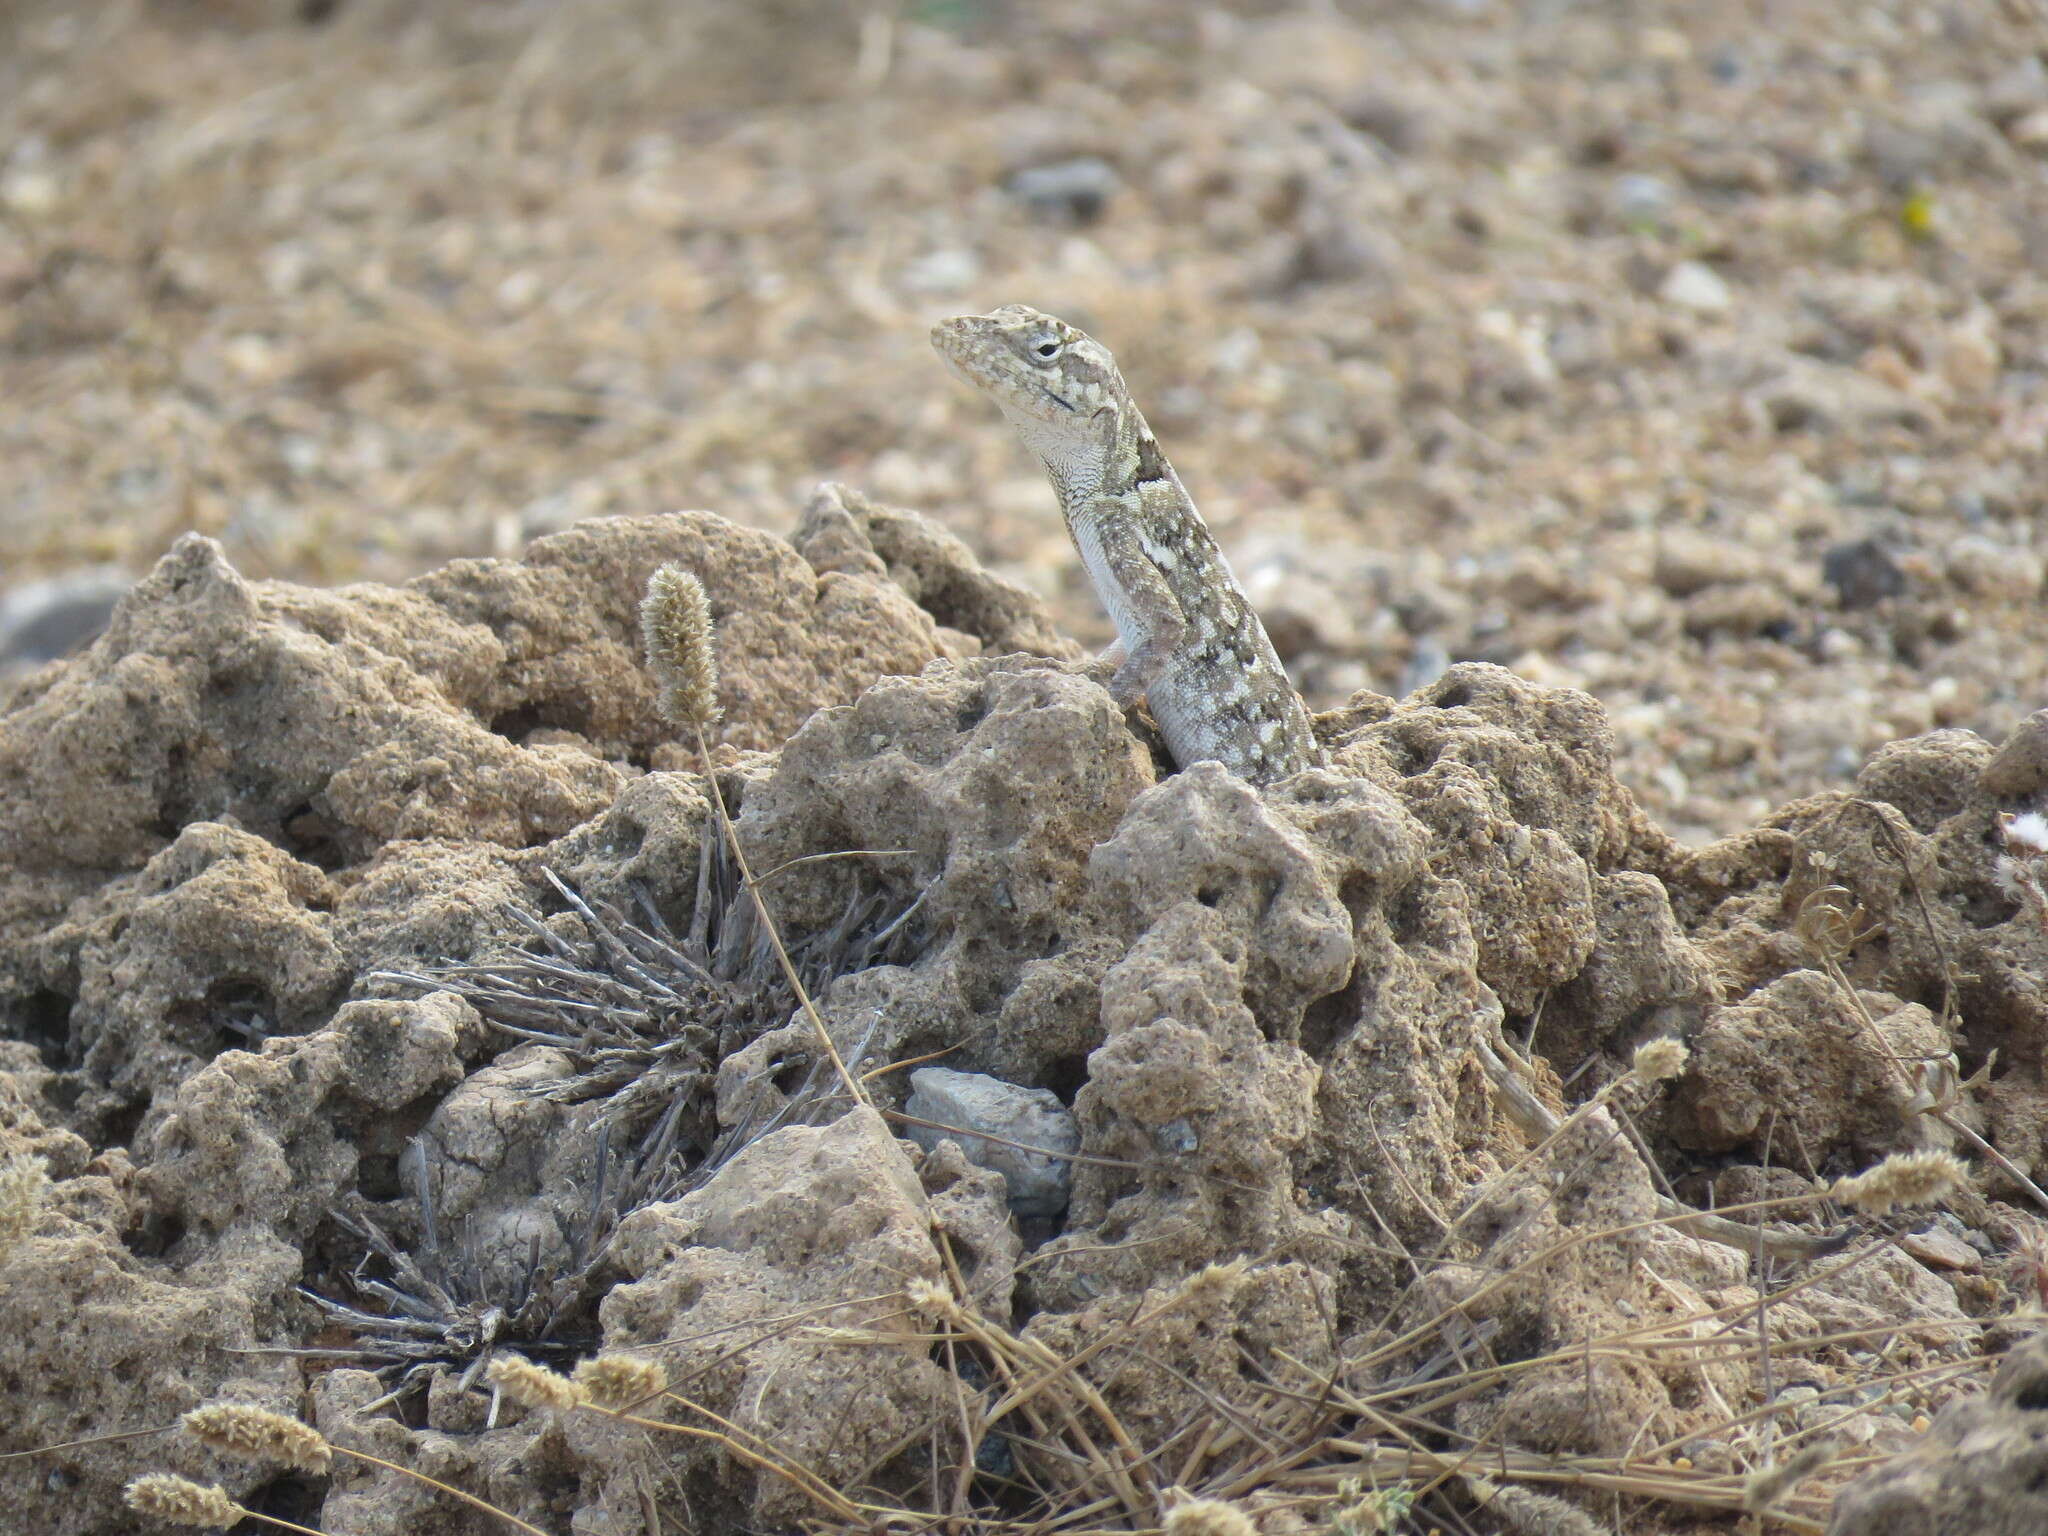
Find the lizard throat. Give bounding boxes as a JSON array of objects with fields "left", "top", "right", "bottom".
[{"left": 1009, "top": 410, "right": 1115, "bottom": 505}]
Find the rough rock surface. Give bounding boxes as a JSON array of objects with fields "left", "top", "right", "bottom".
[
  {"left": 902, "top": 1065, "right": 1079, "bottom": 1216},
  {"left": 1826, "top": 1332, "right": 2048, "bottom": 1536},
  {"left": 0, "top": 500, "right": 2037, "bottom": 1533}
]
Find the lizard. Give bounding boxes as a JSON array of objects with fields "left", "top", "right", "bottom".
[{"left": 930, "top": 303, "right": 1320, "bottom": 785}]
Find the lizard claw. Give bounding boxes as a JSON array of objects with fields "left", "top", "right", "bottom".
[
  {"left": 1104, "top": 659, "right": 1148, "bottom": 709},
  {"left": 1080, "top": 639, "right": 1135, "bottom": 702}
]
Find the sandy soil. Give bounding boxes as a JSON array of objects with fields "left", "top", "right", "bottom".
[{"left": 2, "top": 0, "right": 2044, "bottom": 840}]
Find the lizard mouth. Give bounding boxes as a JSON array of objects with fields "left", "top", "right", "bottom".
[{"left": 1043, "top": 390, "right": 1077, "bottom": 413}]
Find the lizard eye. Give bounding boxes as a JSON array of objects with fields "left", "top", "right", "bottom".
[{"left": 1030, "top": 337, "right": 1063, "bottom": 362}]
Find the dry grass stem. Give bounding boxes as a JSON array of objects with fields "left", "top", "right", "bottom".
[
  {"left": 608, "top": 1398, "right": 869, "bottom": 1523},
  {"left": 1795, "top": 876, "right": 2048, "bottom": 1216},
  {"left": 639, "top": 566, "right": 873, "bottom": 1113},
  {"left": 180, "top": 1400, "right": 553, "bottom": 1536}
]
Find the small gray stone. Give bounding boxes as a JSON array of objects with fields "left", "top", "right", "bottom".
[
  {"left": 1821, "top": 538, "right": 1906, "bottom": 610},
  {"left": 899, "top": 247, "right": 980, "bottom": 296},
  {"left": 903, "top": 1067, "right": 1078, "bottom": 1217},
  {"left": 1658, "top": 260, "right": 1732, "bottom": 314},
  {"left": 1399, "top": 638, "right": 1451, "bottom": 698},
  {"left": 1612, "top": 173, "right": 1673, "bottom": 224},
  {"left": 1981, "top": 710, "right": 2048, "bottom": 798},
  {"left": 0, "top": 567, "right": 130, "bottom": 669},
  {"left": 1003, "top": 158, "right": 1119, "bottom": 226}
]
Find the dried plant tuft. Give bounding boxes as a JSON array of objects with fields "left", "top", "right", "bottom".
[
  {"left": 1629, "top": 1036, "right": 1689, "bottom": 1086},
  {"left": 0, "top": 1145, "right": 49, "bottom": 1249},
  {"left": 1996, "top": 811, "right": 2048, "bottom": 934},
  {"left": 1742, "top": 1439, "right": 1838, "bottom": 1514},
  {"left": 1163, "top": 1496, "right": 1260, "bottom": 1536},
  {"left": 2004, "top": 811, "right": 2048, "bottom": 855},
  {"left": 904, "top": 1277, "right": 962, "bottom": 1323},
  {"left": 573, "top": 1353, "right": 668, "bottom": 1411},
  {"left": 641, "top": 563, "right": 722, "bottom": 732},
  {"left": 123, "top": 1475, "right": 242, "bottom": 1528},
  {"left": 1179, "top": 1256, "right": 1251, "bottom": 1303},
  {"left": 182, "top": 1404, "right": 333, "bottom": 1472},
  {"left": 488, "top": 1353, "right": 584, "bottom": 1412},
  {"left": 1831, "top": 1149, "right": 1969, "bottom": 1215},
  {"left": 1465, "top": 1474, "right": 1611, "bottom": 1536}
]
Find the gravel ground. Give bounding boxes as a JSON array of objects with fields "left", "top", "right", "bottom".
[{"left": 2, "top": 0, "right": 2044, "bottom": 838}]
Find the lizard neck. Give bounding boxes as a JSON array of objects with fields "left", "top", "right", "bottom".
[{"left": 1007, "top": 391, "right": 1158, "bottom": 514}]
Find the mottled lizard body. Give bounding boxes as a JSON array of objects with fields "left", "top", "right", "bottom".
[{"left": 931, "top": 304, "right": 1319, "bottom": 785}]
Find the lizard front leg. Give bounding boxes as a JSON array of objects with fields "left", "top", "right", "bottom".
[
  {"left": 1081, "top": 634, "right": 1128, "bottom": 690},
  {"left": 1073, "top": 496, "right": 1186, "bottom": 709}
]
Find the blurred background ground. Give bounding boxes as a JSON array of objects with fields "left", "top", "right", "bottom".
[{"left": 1, "top": 0, "right": 2043, "bottom": 840}]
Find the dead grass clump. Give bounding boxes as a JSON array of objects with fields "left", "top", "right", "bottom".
[
  {"left": 305, "top": 569, "right": 918, "bottom": 1398},
  {"left": 86, "top": 1021, "right": 2009, "bottom": 1536}
]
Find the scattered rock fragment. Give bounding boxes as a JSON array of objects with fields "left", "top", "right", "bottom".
[
  {"left": 1981, "top": 710, "right": 2048, "bottom": 799},
  {"left": 1658, "top": 259, "right": 1733, "bottom": 315},
  {"left": 903, "top": 1066, "right": 1078, "bottom": 1216},
  {"left": 0, "top": 567, "right": 129, "bottom": 674},
  {"left": 1823, "top": 537, "right": 1907, "bottom": 609},
  {"left": 1003, "top": 156, "right": 1120, "bottom": 224}
]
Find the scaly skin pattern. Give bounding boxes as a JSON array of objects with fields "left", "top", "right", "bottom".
[{"left": 932, "top": 304, "right": 1320, "bottom": 784}]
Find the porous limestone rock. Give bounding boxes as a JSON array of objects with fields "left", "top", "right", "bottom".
[
  {"left": 595, "top": 1107, "right": 980, "bottom": 1527},
  {"left": 1826, "top": 1330, "right": 2048, "bottom": 1535},
  {"left": 0, "top": 499, "right": 2026, "bottom": 1535},
  {"left": 1666, "top": 971, "right": 1951, "bottom": 1161},
  {"left": 0, "top": 1059, "right": 302, "bottom": 1536}
]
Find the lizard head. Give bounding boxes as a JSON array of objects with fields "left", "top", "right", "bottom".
[{"left": 929, "top": 304, "right": 1124, "bottom": 428}]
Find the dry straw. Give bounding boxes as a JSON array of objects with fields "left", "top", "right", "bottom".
[{"left": 102, "top": 1207, "right": 1996, "bottom": 1536}]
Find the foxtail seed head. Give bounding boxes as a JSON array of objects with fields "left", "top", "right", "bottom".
[
  {"left": 1830, "top": 1149, "right": 1968, "bottom": 1215},
  {"left": 181, "top": 1404, "right": 333, "bottom": 1472},
  {"left": 123, "top": 1475, "right": 241, "bottom": 1528},
  {"left": 641, "top": 564, "right": 721, "bottom": 732},
  {"left": 573, "top": 1354, "right": 667, "bottom": 1411}
]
